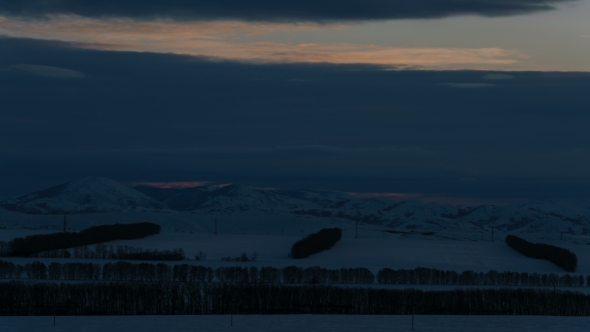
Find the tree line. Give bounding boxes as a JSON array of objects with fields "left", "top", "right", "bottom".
[
  {"left": 377, "top": 267, "right": 587, "bottom": 287},
  {"left": 290, "top": 228, "right": 342, "bottom": 259},
  {"left": 34, "top": 244, "right": 186, "bottom": 261},
  {"left": 1, "top": 260, "right": 588, "bottom": 287},
  {"left": 506, "top": 235, "right": 578, "bottom": 272},
  {"left": 0, "top": 260, "right": 374, "bottom": 284},
  {"left": 2, "top": 222, "right": 161, "bottom": 257},
  {"left": 221, "top": 252, "right": 258, "bottom": 262},
  {"left": 1, "top": 281, "right": 590, "bottom": 316}
]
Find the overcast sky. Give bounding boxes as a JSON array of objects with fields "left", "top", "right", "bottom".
[{"left": 1, "top": 1, "right": 590, "bottom": 205}]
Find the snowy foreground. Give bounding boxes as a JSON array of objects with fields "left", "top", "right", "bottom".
[
  {"left": 1, "top": 315, "right": 589, "bottom": 332},
  {"left": 3, "top": 230, "right": 590, "bottom": 276}
]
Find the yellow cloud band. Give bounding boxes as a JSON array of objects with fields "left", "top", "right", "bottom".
[{"left": 0, "top": 15, "right": 527, "bottom": 70}]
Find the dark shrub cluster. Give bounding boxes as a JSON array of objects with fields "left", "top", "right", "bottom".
[
  {"left": 506, "top": 235, "right": 578, "bottom": 272},
  {"left": 290, "top": 228, "right": 342, "bottom": 259},
  {"left": 5, "top": 222, "right": 161, "bottom": 257},
  {"left": 2, "top": 282, "right": 590, "bottom": 316},
  {"left": 194, "top": 251, "right": 206, "bottom": 260}
]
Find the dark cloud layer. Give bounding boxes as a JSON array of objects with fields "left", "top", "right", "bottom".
[
  {"left": 0, "top": 0, "right": 576, "bottom": 21},
  {"left": 1, "top": 37, "right": 590, "bottom": 201}
]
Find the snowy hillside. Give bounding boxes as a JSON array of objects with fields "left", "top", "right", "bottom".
[
  {"left": 1, "top": 177, "right": 163, "bottom": 214},
  {"left": 2, "top": 177, "right": 590, "bottom": 239},
  {"left": 135, "top": 183, "right": 590, "bottom": 238}
]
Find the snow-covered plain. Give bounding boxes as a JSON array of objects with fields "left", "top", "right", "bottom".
[
  {"left": 0, "top": 217, "right": 589, "bottom": 331},
  {"left": 1, "top": 315, "right": 589, "bottom": 332},
  {"left": 3, "top": 179, "right": 589, "bottom": 277},
  {"left": 2, "top": 179, "right": 590, "bottom": 328},
  {"left": 92, "top": 232, "right": 590, "bottom": 275},
  {"left": 3, "top": 224, "right": 590, "bottom": 276},
  {"left": 5, "top": 176, "right": 590, "bottom": 243}
]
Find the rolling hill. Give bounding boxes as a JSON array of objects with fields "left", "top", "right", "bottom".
[{"left": 1, "top": 177, "right": 590, "bottom": 240}]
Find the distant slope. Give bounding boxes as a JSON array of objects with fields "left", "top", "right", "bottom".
[
  {"left": 2, "top": 177, "right": 163, "bottom": 214},
  {"left": 3, "top": 177, "right": 590, "bottom": 239},
  {"left": 133, "top": 185, "right": 235, "bottom": 211},
  {"left": 136, "top": 186, "right": 590, "bottom": 238}
]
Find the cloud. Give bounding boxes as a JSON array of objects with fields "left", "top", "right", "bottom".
[
  {"left": 2, "top": 37, "right": 590, "bottom": 201},
  {"left": 94, "top": 146, "right": 440, "bottom": 161},
  {"left": 8, "top": 64, "right": 85, "bottom": 78},
  {"left": 482, "top": 73, "right": 515, "bottom": 80},
  {"left": 0, "top": 0, "right": 576, "bottom": 22},
  {"left": 440, "top": 83, "right": 495, "bottom": 88},
  {"left": 0, "top": 16, "right": 527, "bottom": 70}
]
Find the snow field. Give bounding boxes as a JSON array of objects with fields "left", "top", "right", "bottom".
[
  {"left": 3, "top": 229, "right": 590, "bottom": 276},
  {"left": 1, "top": 315, "right": 590, "bottom": 332}
]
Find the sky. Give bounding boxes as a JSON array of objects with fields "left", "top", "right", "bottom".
[{"left": 1, "top": 0, "right": 590, "bottom": 205}]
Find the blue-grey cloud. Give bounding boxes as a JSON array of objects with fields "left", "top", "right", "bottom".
[
  {"left": 440, "top": 83, "right": 495, "bottom": 88},
  {"left": 0, "top": 0, "right": 576, "bottom": 22},
  {"left": 482, "top": 73, "right": 515, "bottom": 80},
  {"left": 1, "top": 36, "right": 590, "bottom": 201},
  {"left": 8, "top": 64, "right": 85, "bottom": 78}
]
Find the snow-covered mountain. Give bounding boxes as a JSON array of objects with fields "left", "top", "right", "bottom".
[
  {"left": 2, "top": 177, "right": 590, "bottom": 238},
  {"left": 2, "top": 177, "right": 164, "bottom": 214}
]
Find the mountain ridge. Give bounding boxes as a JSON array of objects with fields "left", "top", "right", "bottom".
[
  {"left": 2, "top": 177, "right": 590, "bottom": 238},
  {"left": 2, "top": 177, "right": 164, "bottom": 214}
]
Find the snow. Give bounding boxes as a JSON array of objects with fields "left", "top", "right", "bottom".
[
  {"left": 2, "top": 179, "right": 590, "bottom": 325},
  {"left": 3, "top": 196, "right": 590, "bottom": 276},
  {"left": 138, "top": 232, "right": 581, "bottom": 274},
  {"left": 2, "top": 195, "right": 590, "bottom": 276},
  {"left": 1, "top": 315, "right": 589, "bottom": 332},
  {"left": 3, "top": 229, "right": 590, "bottom": 276},
  {"left": 4, "top": 177, "right": 163, "bottom": 214},
  {"left": 4, "top": 177, "right": 590, "bottom": 240}
]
